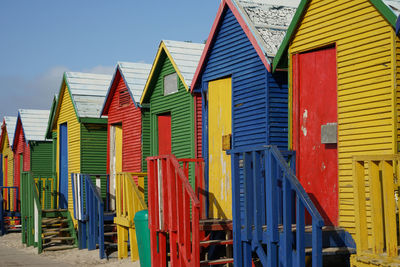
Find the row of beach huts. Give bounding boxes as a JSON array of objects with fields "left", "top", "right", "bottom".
[{"left": 2, "top": 0, "right": 400, "bottom": 266}]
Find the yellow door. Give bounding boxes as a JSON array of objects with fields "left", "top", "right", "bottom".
[
  {"left": 208, "top": 77, "right": 232, "bottom": 219},
  {"left": 110, "top": 125, "right": 123, "bottom": 210},
  {"left": 115, "top": 125, "right": 123, "bottom": 174}
]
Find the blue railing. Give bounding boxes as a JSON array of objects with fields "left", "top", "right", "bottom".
[
  {"left": 71, "top": 174, "right": 106, "bottom": 259},
  {"left": 228, "top": 145, "right": 324, "bottom": 267}
]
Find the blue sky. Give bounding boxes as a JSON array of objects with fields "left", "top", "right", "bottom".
[{"left": 0, "top": 0, "right": 220, "bottom": 118}]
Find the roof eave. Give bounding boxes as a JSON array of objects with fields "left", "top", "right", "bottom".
[
  {"left": 190, "top": 0, "right": 272, "bottom": 92},
  {"left": 272, "top": 0, "right": 397, "bottom": 72}
]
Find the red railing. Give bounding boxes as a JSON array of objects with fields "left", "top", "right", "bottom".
[{"left": 147, "top": 155, "right": 204, "bottom": 267}]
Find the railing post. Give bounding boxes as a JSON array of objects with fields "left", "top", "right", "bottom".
[
  {"left": 265, "top": 149, "right": 278, "bottom": 267},
  {"left": 231, "top": 152, "right": 242, "bottom": 266},
  {"left": 368, "top": 160, "right": 384, "bottom": 254},
  {"left": 382, "top": 160, "right": 397, "bottom": 257},
  {"left": 296, "top": 197, "right": 305, "bottom": 267},
  {"left": 353, "top": 160, "right": 368, "bottom": 254},
  {"left": 311, "top": 221, "right": 322, "bottom": 267}
]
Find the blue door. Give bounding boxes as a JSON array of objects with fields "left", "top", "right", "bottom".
[{"left": 59, "top": 123, "right": 68, "bottom": 209}]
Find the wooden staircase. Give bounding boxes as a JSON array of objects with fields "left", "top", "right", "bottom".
[
  {"left": 41, "top": 209, "right": 77, "bottom": 252},
  {"left": 103, "top": 212, "right": 117, "bottom": 255},
  {"left": 148, "top": 156, "right": 239, "bottom": 266},
  {"left": 199, "top": 219, "right": 234, "bottom": 266}
]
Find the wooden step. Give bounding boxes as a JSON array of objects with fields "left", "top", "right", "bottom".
[
  {"left": 104, "top": 232, "right": 117, "bottom": 236},
  {"left": 200, "top": 258, "right": 234, "bottom": 265},
  {"left": 305, "top": 247, "right": 356, "bottom": 255},
  {"left": 200, "top": 239, "right": 233, "bottom": 247},
  {"left": 42, "top": 236, "right": 74, "bottom": 241},
  {"left": 42, "top": 209, "right": 68, "bottom": 213},
  {"left": 199, "top": 219, "right": 232, "bottom": 231},
  {"left": 42, "top": 228, "right": 70, "bottom": 233},
  {"left": 42, "top": 245, "right": 75, "bottom": 251},
  {"left": 42, "top": 229, "right": 71, "bottom": 236}
]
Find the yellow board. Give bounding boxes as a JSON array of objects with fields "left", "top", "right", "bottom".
[
  {"left": 1, "top": 133, "right": 14, "bottom": 210},
  {"left": 288, "top": 0, "right": 397, "bottom": 235},
  {"left": 208, "top": 77, "right": 232, "bottom": 219},
  {"left": 55, "top": 83, "right": 81, "bottom": 223},
  {"left": 115, "top": 125, "right": 123, "bottom": 173}
]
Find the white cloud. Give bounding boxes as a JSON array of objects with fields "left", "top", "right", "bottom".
[{"left": 0, "top": 64, "right": 114, "bottom": 118}]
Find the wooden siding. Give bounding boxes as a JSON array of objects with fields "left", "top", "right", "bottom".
[
  {"left": 105, "top": 71, "right": 143, "bottom": 174},
  {"left": 141, "top": 109, "right": 150, "bottom": 173},
  {"left": 396, "top": 36, "right": 400, "bottom": 150},
  {"left": 30, "top": 141, "right": 52, "bottom": 176},
  {"left": 146, "top": 54, "right": 195, "bottom": 162},
  {"left": 56, "top": 84, "right": 81, "bottom": 218},
  {"left": 194, "top": 93, "right": 202, "bottom": 158},
  {"left": 80, "top": 123, "right": 108, "bottom": 199},
  {"left": 14, "top": 121, "right": 30, "bottom": 191},
  {"left": 289, "top": 0, "right": 397, "bottom": 233},
  {"left": 1, "top": 134, "right": 14, "bottom": 189},
  {"left": 196, "top": 7, "right": 289, "bottom": 221},
  {"left": 199, "top": 8, "right": 288, "bottom": 150}
]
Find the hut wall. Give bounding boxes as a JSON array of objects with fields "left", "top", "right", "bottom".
[
  {"left": 56, "top": 84, "right": 81, "bottom": 217},
  {"left": 106, "top": 71, "right": 142, "bottom": 174},
  {"left": 288, "top": 0, "right": 397, "bottom": 233}
]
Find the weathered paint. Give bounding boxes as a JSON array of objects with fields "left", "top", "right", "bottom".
[
  {"left": 141, "top": 52, "right": 195, "bottom": 181},
  {"left": 208, "top": 78, "right": 232, "bottom": 219},
  {"left": 108, "top": 124, "right": 122, "bottom": 208},
  {"left": 283, "top": 0, "right": 398, "bottom": 234},
  {"left": 192, "top": 5, "right": 289, "bottom": 222},
  {"left": 55, "top": 83, "right": 81, "bottom": 216},
  {"left": 292, "top": 47, "right": 338, "bottom": 225}
]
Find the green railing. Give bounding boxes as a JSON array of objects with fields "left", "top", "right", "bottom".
[{"left": 21, "top": 172, "right": 56, "bottom": 253}]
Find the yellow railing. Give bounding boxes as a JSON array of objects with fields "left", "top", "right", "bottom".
[
  {"left": 114, "top": 172, "right": 147, "bottom": 261},
  {"left": 352, "top": 155, "right": 400, "bottom": 266}
]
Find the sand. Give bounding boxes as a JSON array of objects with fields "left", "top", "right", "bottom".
[{"left": 0, "top": 233, "right": 141, "bottom": 267}]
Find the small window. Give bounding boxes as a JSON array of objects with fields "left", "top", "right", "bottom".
[
  {"left": 164, "top": 73, "right": 178, "bottom": 95},
  {"left": 119, "top": 88, "right": 130, "bottom": 107}
]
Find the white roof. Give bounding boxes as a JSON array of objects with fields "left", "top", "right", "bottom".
[
  {"left": 18, "top": 109, "right": 50, "bottom": 142},
  {"left": 3, "top": 116, "right": 17, "bottom": 146},
  {"left": 117, "top": 62, "right": 152, "bottom": 103},
  {"left": 233, "top": 0, "right": 300, "bottom": 58},
  {"left": 65, "top": 72, "right": 112, "bottom": 118},
  {"left": 163, "top": 40, "right": 205, "bottom": 87},
  {"left": 383, "top": 0, "right": 400, "bottom": 16}
]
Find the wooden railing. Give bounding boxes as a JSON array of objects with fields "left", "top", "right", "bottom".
[
  {"left": 228, "top": 145, "right": 324, "bottom": 267},
  {"left": 71, "top": 173, "right": 108, "bottom": 259},
  {"left": 147, "top": 155, "right": 204, "bottom": 267},
  {"left": 21, "top": 172, "right": 43, "bottom": 253},
  {"left": 353, "top": 155, "right": 400, "bottom": 264},
  {"left": 114, "top": 172, "right": 147, "bottom": 261}
]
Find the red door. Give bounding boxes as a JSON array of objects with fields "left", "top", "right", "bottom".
[
  {"left": 293, "top": 47, "right": 338, "bottom": 226},
  {"left": 158, "top": 114, "right": 172, "bottom": 155}
]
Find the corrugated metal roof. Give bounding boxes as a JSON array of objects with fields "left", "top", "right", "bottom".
[
  {"left": 18, "top": 109, "right": 50, "bottom": 142},
  {"left": 118, "top": 62, "right": 152, "bottom": 102},
  {"left": 383, "top": 0, "right": 400, "bottom": 16},
  {"left": 65, "top": 72, "right": 112, "bottom": 118},
  {"left": 4, "top": 116, "right": 17, "bottom": 147},
  {"left": 163, "top": 40, "right": 205, "bottom": 87},
  {"left": 233, "top": 0, "right": 300, "bottom": 59}
]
